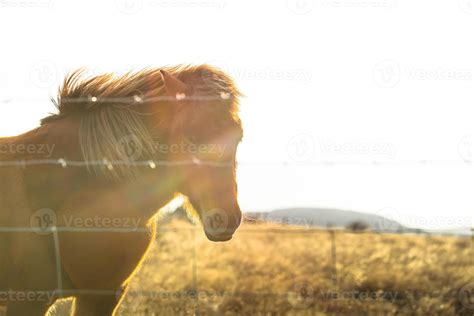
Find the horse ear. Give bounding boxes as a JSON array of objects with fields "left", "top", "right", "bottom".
[{"left": 160, "top": 70, "right": 189, "bottom": 99}]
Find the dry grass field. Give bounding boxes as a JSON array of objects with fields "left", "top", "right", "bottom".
[{"left": 51, "top": 217, "right": 473, "bottom": 316}]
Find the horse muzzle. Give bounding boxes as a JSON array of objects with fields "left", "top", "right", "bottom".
[{"left": 202, "top": 210, "right": 241, "bottom": 242}]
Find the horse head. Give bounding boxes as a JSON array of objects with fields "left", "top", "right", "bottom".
[
  {"left": 51, "top": 65, "right": 244, "bottom": 242},
  {"left": 156, "top": 68, "right": 243, "bottom": 242}
]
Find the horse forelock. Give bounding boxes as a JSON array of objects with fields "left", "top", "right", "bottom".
[
  {"left": 51, "top": 64, "right": 241, "bottom": 117},
  {"left": 41, "top": 65, "right": 242, "bottom": 180}
]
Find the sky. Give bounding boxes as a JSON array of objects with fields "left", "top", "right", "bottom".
[{"left": 0, "top": 0, "right": 473, "bottom": 229}]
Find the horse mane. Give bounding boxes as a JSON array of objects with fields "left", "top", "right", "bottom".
[{"left": 41, "top": 65, "right": 242, "bottom": 179}]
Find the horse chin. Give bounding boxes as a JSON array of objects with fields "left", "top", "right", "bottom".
[{"left": 204, "top": 230, "right": 234, "bottom": 242}]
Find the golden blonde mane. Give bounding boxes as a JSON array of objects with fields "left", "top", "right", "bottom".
[{"left": 42, "top": 65, "right": 242, "bottom": 179}]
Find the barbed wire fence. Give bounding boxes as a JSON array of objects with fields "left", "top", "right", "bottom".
[
  {"left": 0, "top": 158, "right": 472, "bottom": 313},
  {"left": 0, "top": 93, "right": 473, "bottom": 168},
  {"left": 0, "top": 94, "right": 472, "bottom": 314},
  {"left": 1, "top": 218, "right": 473, "bottom": 314}
]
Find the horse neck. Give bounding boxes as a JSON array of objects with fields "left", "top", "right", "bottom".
[
  {"left": 0, "top": 117, "right": 178, "bottom": 223},
  {"left": 117, "top": 168, "right": 178, "bottom": 218}
]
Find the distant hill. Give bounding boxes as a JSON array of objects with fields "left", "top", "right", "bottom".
[
  {"left": 165, "top": 206, "right": 470, "bottom": 236},
  {"left": 246, "top": 208, "right": 418, "bottom": 234},
  {"left": 425, "top": 227, "right": 472, "bottom": 236}
]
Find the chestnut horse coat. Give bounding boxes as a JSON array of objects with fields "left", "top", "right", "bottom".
[{"left": 0, "top": 65, "right": 243, "bottom": 315}]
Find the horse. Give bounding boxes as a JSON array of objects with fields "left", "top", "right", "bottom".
[{"left": 0, "top": 65, "right": 243, "bottom": 315}]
